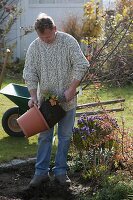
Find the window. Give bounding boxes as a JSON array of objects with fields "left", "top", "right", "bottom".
[
  {"left": 39, "top": 0, "right": 55, "bottom": 3},
  {"left": 29, "top": 0, "right": 39, "bottom": 4},
  {"left": 29, "top": 0, "right": 87, "bottom": 4},
  {"left": 29, "top": 0, "right": 55, "bottom": 4},
  {"left": 56, "top": 0, "right": 84, "bottom": 3}
]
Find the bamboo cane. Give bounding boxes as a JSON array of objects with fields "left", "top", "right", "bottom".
[{"left": 0, "top": 49, "right": 11, "bottom": 89}]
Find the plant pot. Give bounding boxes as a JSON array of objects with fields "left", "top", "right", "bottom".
[
  {"left": 39, "top": 100, "right": 66, "bottom": 128},
  {"left": 17, "top": 104, "right": 50, "bottom": 138}
]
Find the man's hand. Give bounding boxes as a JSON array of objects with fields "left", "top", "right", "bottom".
[
  {"left": 28, "top": 97, "right": 38, "bottom": 108},
  {"left": 64, "top": 87, "right": 76, "bottom": 102},
  {"left": 64, "top": 79, "right": 80, "bottom": 102},
  {"left": 28, "top": 89, "right": 38, "bottom": 108}
]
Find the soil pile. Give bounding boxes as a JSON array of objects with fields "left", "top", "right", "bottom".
[{"left": 0, "top": 163, "right": 90, "bottom": 200}]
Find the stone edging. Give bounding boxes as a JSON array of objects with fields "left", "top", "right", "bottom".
[{"left": 0, "top": 157, "right": 36, "bottom": 172}]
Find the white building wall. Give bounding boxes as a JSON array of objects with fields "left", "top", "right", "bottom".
[{"left": 13, "top": 0, "right": 103, "bottom": 59}]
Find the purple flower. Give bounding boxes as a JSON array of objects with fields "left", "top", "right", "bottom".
[
  {"left": 72, "top": 127, "right": 79, "bottom": 134},
  {"left": 73, "top": 114, "right": 118, "bottom": 142},
  {"left": 91, "top": 129, "right": 95, "bottom": 133},
  {"left": 81, "top": 126, "right": 87, "bottom": 131},
  {"left": 77, "top": 119, "right": 83, "bottom": 124},
  {"left": 81, "top": 135, "right": 87, "bottom": 140}
]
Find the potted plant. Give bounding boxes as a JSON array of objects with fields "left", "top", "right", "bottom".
[
  {"left": 17, "top": 92, "right": 66, "bottom": 138},
  {"left": 39, "top": 92, "right": 66, "bottom": 128}
]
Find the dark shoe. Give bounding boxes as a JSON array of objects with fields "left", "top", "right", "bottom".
[
  {"left": 29, "top": 174, "right": 50, "bottom": 187},
  {"left": 54, "top": 174, "right": 71, "bottom": 186}
]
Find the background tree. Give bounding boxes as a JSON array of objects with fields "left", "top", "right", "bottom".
[
  {"left": 0, "top": 0, "right": 34, "bottom": 78},
  {"left": 97, "top": 0, "right": 133, "bottom": 86},
  {"left": 61, "top": 0, "right": 104, "bottom": 59},
  {"left": 0, "top": 0, "right": 22, "bottom": 62},
  {"left": 0, "top": 0, "right": 22, "bottom": 84},
  {"left": 82, "top": 0, "right": 104, "bottom": 45}
]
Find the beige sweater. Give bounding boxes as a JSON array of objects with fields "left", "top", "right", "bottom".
[{"left": 23, "top": 31, "right": 89, "bottom": 111}]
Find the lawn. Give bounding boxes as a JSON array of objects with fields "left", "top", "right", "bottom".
[
  {"left": 78, "top": 84, "right": 133, "bottom": 128},
  {"left": 0, "top": 78, "right": 38, "bottom": 162},
  {"left": 0, "top": 77, "right": 133, "bottom": 163}
]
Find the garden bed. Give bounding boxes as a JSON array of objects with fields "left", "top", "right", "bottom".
[
  {"left": 0, "top": 161, "right": 132, "bottom": 200},
  {"left": 0, "top": 162, "right": 91, "bottom": 200}
]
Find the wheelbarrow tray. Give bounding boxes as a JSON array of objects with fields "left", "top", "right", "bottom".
[{"left": 0, "top": 83, "right": 30, "bottom": 112}]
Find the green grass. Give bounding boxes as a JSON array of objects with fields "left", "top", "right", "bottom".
[
  {"left": 0, "top": 78, "right": 133, "bottom": 163},
  {"left": 77, "top": 84, "right": 133, "bottom": 128},
  {"left": 0, "top": 78, "right": 38, "bottom": 163}
]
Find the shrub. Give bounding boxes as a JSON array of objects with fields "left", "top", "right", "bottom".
[
  {"left": 73, "top": 113, "right": 119, "bottom": 151},
  {"left": 72, "top": 113, "right": 120, "bottom": 180},
  {"left": 61, "top": 15, "right": 82, "bottom": 44},
  {"left": 7, "top": 59, "right": 25, "bottom": 73},
  {"left": 91, "top": 175, "right": 133, "bottom": 200}
]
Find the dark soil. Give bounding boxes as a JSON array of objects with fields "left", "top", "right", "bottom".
[
  {"left": 0, "top": 163, "right": 91, "bottom": 200},
  {"left": 40, "top": 99, "right": 66, "bottom": 128}
]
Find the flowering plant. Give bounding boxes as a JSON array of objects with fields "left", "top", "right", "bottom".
[
  {"left": 40, "top": 92, "right": 66, "bottom": 128},
  {"left": 73, "top": 114, "right": 119, "bottom": 151},
  {"left": 43, "top": 92, "right": 58, "bottom": 106}
]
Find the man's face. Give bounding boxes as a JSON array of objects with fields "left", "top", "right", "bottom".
[{"left": 37, "top": 26, "right": 57, "bottom": 44}]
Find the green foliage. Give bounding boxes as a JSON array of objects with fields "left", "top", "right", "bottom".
[
  {"left": 91, "top": 175, "right": 133, "bottom": 200},
  {"left": 70, "top": 154, "right": 84, "bottom": 173},
  {"left": 82, "top": 0, "right": 104, "bottom": 44},
  {"left": 61, "top": 1, "right": 104, "bottom": 46},
  {"left": 6, "top": 59, "right": 25, "bottom": 73},
  {"left": 82, "top": 164, "right": 107, "bottom": 181}
]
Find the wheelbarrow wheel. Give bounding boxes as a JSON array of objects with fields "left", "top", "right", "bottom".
[{"left": 2, "top": 107, "right": 24, "bottom": 137}]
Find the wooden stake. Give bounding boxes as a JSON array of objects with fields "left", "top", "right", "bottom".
[{"left": 0, "top": 49, "right": 10, "bottom": 89}]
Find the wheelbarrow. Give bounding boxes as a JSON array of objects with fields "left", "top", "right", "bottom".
[{"left": 0, "top": 83, "right": 30, "bottom": 137}]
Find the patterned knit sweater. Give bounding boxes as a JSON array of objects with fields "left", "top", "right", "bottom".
[{"left": 23, "top": 31, "right": 89, "bottom": 111}]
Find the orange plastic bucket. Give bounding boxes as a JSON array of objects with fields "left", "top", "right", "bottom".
[{"left": 17, "top": 104, "right": 50, "bottom": 137}]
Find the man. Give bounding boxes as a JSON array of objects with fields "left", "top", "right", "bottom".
[{"left": 23, "top": 13, "right": 89, "bottom": 187}]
